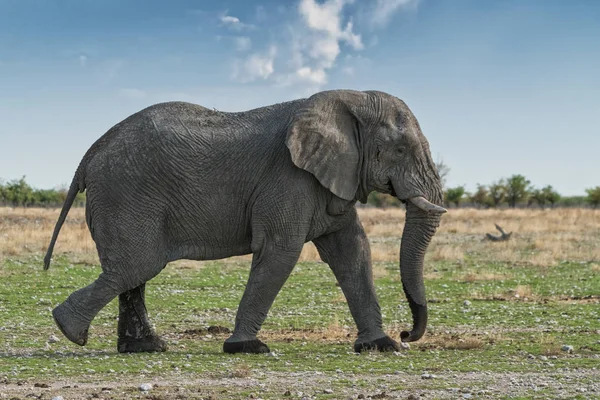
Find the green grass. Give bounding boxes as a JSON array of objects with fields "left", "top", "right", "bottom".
[{"left": 1, "top": 255, "right": 599, "bottom": 399}]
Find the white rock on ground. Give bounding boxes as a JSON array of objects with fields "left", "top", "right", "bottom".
[
  {"left": 139, "top": 383, "right": 153, "bottom": 391},
  {"left": 48, "top": 335, "right": 60, "bottom": 344},
  {"left": 561, "top": 345, "right": 574, "bottom": 353}
]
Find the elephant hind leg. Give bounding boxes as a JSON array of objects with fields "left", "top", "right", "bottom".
[
  {"left": 52, "top": 258, "right": 164, "bottom": 347},
  {"left": 117, "top": 283, "right": 168, "bottom": 353},
  {"left": 53, "top": 270, "right": 127, "bottom": 346}
]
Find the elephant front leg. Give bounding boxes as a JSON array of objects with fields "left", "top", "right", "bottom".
[
  {"left": 223, "top": 244, "right": 303, "bottom": 354},
  {"left": 313, "top": 211, "right": 399, "bottom": 353},
  {"left": 117, "top": 284, "right": 167, "bottom": 353}
]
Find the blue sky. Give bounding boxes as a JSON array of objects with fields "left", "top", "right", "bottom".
[{"left": 1, "top": 0, "right": 598, "bottom": 195}]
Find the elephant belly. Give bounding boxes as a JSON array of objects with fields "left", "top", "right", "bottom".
[{"left": 165, "top": 206, "right": 253, "bottom": 262}]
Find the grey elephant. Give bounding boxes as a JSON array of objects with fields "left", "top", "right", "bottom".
[{"left": 44, "top": 89, "right": 446, "bottom": 354}]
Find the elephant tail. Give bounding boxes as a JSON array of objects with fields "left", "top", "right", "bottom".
[{"left": 43, "top": 168, "right": 86, "bottom": 270}]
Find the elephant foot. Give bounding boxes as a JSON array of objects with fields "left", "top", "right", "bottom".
[
  {"left": 223, "top": 339, "right": 270, "bottom": 354},
  {"left": 354, "top": 335, "right": 400, "bottom": 353},
  {"left": 52, "top": 303, "right": 89, "bottom": 346},
  {"left": 118, "top": 335, "right": 168, "bottom": 353}
]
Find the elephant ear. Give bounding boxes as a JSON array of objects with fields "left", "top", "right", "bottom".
[{"left": 286, "top": 90, "right": 367, "bottom": 201}]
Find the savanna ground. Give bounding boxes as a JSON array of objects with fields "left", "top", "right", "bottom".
[{"left": 0, "top": 207, "right": 599, "bottom": 399}]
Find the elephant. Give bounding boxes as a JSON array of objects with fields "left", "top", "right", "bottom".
[{"left": 44, "top": 89, "right": 446, "bottom": 355}]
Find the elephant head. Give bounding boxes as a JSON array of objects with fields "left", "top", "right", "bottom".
[{"left": 286, "top": 89, "right": 446, "bottom": 342}]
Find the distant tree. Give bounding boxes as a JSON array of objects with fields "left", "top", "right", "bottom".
[
  {"left": 435, "top": 155, "right": 450, "bottom": 189},
  {"left": 558, "top": 196, "right": 586, "bottom": 207},
  {"left": 470, "top": 184, "right": 490, "bottom": 208},
  {"left": 488, "top": 180, "right": 507, "bottom": 208},
  {"left": 542, "top": 185, "right": 561, "bottom": 208},
  {"left": 0, "top": 179, "right": 6, "bottom": 204},
  {"left": 505, "top": 175, "right": 532, "bottom": 208},
  {"left": 34, "top": 189, "right": 62, "bottom": 206},
  {"left": 585, "top": 186, "right": 600, "bottom": 208},
  {"left": 445, "top": 186, "right": 465, "bottom": 208},
  {"left": 0, "top": 176, "right": 85, "bottom": 207},
  {"left": 530, "top": 188, "right": 547, "bottom": 209},
  {"left": 4, "top": 176, "right": 34, "bottom": 207}
]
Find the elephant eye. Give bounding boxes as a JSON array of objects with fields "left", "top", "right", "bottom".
[{"left": 396, "top": 147, "right": 406, "bottom": 155}]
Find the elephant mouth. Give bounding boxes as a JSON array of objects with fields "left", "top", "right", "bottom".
[{"left": 387, "top": 181, "right": 397, "bottom": 197}]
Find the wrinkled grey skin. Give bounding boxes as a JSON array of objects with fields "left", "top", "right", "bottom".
[{"left": 44, "top": 89, "right": 446, "bottom": 354}]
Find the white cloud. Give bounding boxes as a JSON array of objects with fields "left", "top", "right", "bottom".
[
  {"left": 296, "top": 66, "right": 327, "bottom": 85},
  {"left": 299, "top": 0, "right": 363, "bottom": 51},
  {"left": 371, "top": 0, "right": 420, "bottom": 27},
  {"left": 232, "top": 46, "right": 277, "bottom": 82},
  {"left": 223, "top": 0, "right": 412, "bottom": 89},
  {"left": 234, "top": 36, "right": 252, "bottom": 51},
  {"left": 221, "top": 15, "right": 240, "bottom": 24},
  {"left": 79, "top": 55, "right": 87, "bottom": 67},
  {"left": 220, "top": 13, "right": 255, "bottom": 31},
  {"left": 287, "top": 0, "right": 363, "bottom": 86},
  {"left": 118, "top": 88, "right": 147, "bottom": 99}
]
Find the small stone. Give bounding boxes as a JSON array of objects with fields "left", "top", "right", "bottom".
[
  {"left": 48, "top": 335, "right": 60, "bottom": 344},
  {"left": 539, "top": 355, "right": 548, "bottom": 361},
  {"left": 266, "top": 351, "right": 278, "bottom": 357},
  {"left": 462, "top": 394, "right": 473, "bottom": 399},
  {"left": 323, "top": 389, "right": 333, "bottom": 394},
  {"left": 421, "top": 373, "right": 436, "bottom": 379},
  {"left": 463, "top": 300, "right": 471, "bottom": 307},
  {"left": 400, "top": 342, "right": 410, "bottom": 350},
  {"left": 34, "top": 383, "right": 50, "bottom": 388},
  {"left": 283, "top": 390, "right": 291, "bottom": 396},
  {"left": 139, "top": 383, "right": 153, "bottom": 391},
  {"left": 407, "top": 395, "right": 419, "bottom": 400},
  {"left": 52, "top": 397, "right": 64, "bottom": 400},
  {"left": 561, "top": 345, "right": 574, "bottom": 353},
  {"left": 578, "top": 388, "right": 587, "bottom": 393},
  {"left": 527, "top": 354, "right": 536, "bottom": 359},
  {"left": 357, "top": 395, "right": 365, "bottom": 399}
]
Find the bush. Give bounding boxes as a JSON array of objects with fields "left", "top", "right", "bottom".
[
  {"left": 445, "top": 186, "right": 465, "bottom": 208},
  {"left": 585, "top": 186, "right": 600, "bottom": 208},
  {"left": 0, "top": 176, "right": 84, "bottom": 207}
]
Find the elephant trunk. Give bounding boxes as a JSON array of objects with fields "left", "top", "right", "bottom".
[{"left": 399, "top": 200, "right": 443, "bottom": 342}]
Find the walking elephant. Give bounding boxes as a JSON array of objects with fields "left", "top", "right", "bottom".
[{"left": 44, "top": 89, "right": 446, "bottom": 354}]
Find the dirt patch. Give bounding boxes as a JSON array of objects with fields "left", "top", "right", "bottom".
[{"left": 1, "top": 370, "right": 599, "bottom": 399}]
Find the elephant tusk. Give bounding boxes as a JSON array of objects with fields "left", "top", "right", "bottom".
[{"left": 409, "top": 196, "right": 447, "bottom": 214}]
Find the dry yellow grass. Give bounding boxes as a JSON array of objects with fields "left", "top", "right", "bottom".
[{"left": 1, "top": 207, "right": 599, "bottom": 268}]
